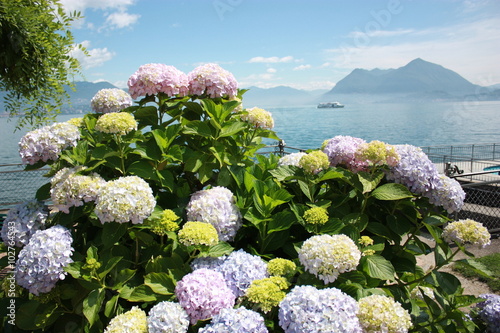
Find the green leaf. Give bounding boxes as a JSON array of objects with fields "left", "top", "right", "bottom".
[
  {"left": 83, "top": 288, "right": 105, "bottom": 326},
  {"left": 134, "top": 106, "right": 159, "bottom": 126},
  {"left": 183, "top": 120, "right": 213, "bottom": 137},
  {"left": 35, "top": 182, "right": 51, "bottom": 201},
  {"left": 220, "top": 121, "right": 246, "bottom": 137},
  {"left": 127, "top": 160, "right": 160, "bottom": 181},
  {"left": 101, "top": 222, "right": 128, "bottom": 249},
  {"left": 357, "top": 171, "right": 384, "bottom": 193},
  {"left": 98, "top": 256, "right": 123, "bottom": 279},
  {"left": 360, "top": 255, "right": 396, "bottom": 280},
  {"left": 204, "top": 242, "right": 234, "bottom": 257},
  {"left": 268, "top": 210, "right": 296, "bottom": 233},
  {"left": 371, "top": 183, "right": 413, "bottom": 201},
  {"left": 426, "top": 271, "right": 461, "bottom": 295},
  {"left": 120, "top": 285, "right": 157, "bottom": 302},
  {"left": 144, "top": 272, "right": 176, "bottom": 295},
  {"left": 104, "top": 294, "right": 119, "bottom": 318}
]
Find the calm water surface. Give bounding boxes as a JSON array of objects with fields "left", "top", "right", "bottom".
[{"left": 1, "top": 100, "right": 499, "bottom": 165}]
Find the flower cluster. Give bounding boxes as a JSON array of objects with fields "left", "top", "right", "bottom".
[
  {"left": 91, "top": 88, "right": 133, "bottom": 113},
  {"left": 358, "top": 236, "right": 374, "bottom": 247},
  {"left": 410, "top": 286, "right": 436, "bottom": 301},
  {"left": 186, "top": 186, "right": 242, "bottom": 242},
  {"left": 199, "top": 307, "right": 268, "bottom": 333},
  {"left": 178, "top": 221, "right": 219, "bottom": 246},
  {"left": 148, "top": 209, "right": 180, "bottom": 236},
  {"left": 299, "top": 150, "right": 330, "bottom": 174},
  {"left": 322, "top": 135, "right": 367, "bottom": 172},
  {"left": 67, "top": 117, "right": 84, "bottom": 127},
  {"left": 94, "top": 176, "right": 156, "bottom": 224},
  {"left": 267, "top": 258, "right": 297, "bottom": 277},
  {"left": 355, "top": 140, "right": 400, "bottom": 167},
  {"left": 278, "top": 285, "right": 361, "bottom": 333},
  {"left": 188, "top": 63, "right": 238, "bottom": 98},
  {"left": 303, "top": 206, "right": 329, "bottom": 225},
  {"left": 442, "top": 219, "right": 491, "bottom": 247},
  {"left": 476, "top": 294, "right": 500, "bottom": 333},
  {"left": 357, "top": 295, "right": 412, "bottom": 333},
  {"left": 241, "top": 107, "right": 275, "bottom": 129},
  {"left": 104, "top": 306, "right": 148, "bottom": 333},
  {"left": 246, "top": 276, "right": 289, "bottom": 313},
  {"left": 386, "top": 144, "right": 465, "bottom": 213},
  {"left": 1, "top": 200, "right": 48, "bottom": 248},
  {"left": 175, "top": 268, "right": 236, "bottom": 324},
  {"left": 95, "top": 112, "right": 138, "bottom": 135},
  {"left": 19, "top": 122, "right": 80, "bottom": 165},
  {"left": 127, "top": 63, "right": 189, "bottom": 99},
  {"left": 15, "top": 225, "right": 74, "bottom": 296},
  {"left": 298, "top": 234, "right": 361, "bottom": 284},
  {"left": 278, "top": 152, "right": 307, "bottom": 167},
  {"left": 216, "top": 249, "right": 269, "bottom": 297},
  {"left": 147, "top": 301, "right": 189, "bottom": 333},
  {"left": 50, "top": 167, "right": 106, "bottom": 213}
]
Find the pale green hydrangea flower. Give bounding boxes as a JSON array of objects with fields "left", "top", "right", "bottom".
[
  {"left": 299, "top": 150, "right": 330, "bottom": 174},
  {"left": 66, "top": 117, "right": 84, "bottom": 127},
  {"left": 357, "top": 295, "right": 412, "bottom": 333},
  {"left": 241, "top": 107, "right": 274, "bottom": 129},
  {"left": 104, "top": 306, "right": 147, "bottom": 333},
  {"left": 148, "top": 209, "right": 180, "bottom": 236},
  {"left": 245, "top": 276, "right": 289, "bottom": 313},
  {"left": 358, "top": 235, "right": 374, "bottom": 247},
  {"left": 355, "top": 140, "right": 400, "bottom": 167},
  {"left": 442, "top": 219, "right": 491, "bottom": 248},
  {"left": 95, "top": 112, "right": 138, "bottom": 135},
  {"left": 303, "top": 206, "right": 329, "bottom": 225},
  {"left": 178, "top": 221, "right": 219, "bottom": 246},
  {"left": 267, "top": 258, "right": 296, "bottom": 277}
]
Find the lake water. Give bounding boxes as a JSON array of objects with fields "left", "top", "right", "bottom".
[{"left": 1, "top": 100, "right": 500, "bottom": 165}]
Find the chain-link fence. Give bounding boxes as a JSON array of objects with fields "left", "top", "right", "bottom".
[{"left": 0, "top": 164, "right": 50, "bottom": 210}]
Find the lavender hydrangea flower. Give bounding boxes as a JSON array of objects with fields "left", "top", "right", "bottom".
[
  {"left": 278, "top": 152, "right": 307, "bottom": 167},
  {"left": 199, "top": 307, "right": 268, "bottom": 333},
  {"left": 0, "top": 200, "right": 48, "bottom": 248},
  {"left": 298, "top": 234, "right": 361, "bottom": 284},
  {"left": 386, "top": 144, "right": 440, "bottom": 196},
  {"left": 186, "top": 186, "right": 242, "bottom": 242},
  {"left": 190, "top": 255, "right": 228, "bottom": 271},
  {"left": 50, "top": 167, "right": 106, "bottom": 213},
  {"left": 127, "top": 63, "right": 189, "bottom": 99},
  {"left": 476, "top": 294, "right": 500, "bottom": 333},
  {"left": 188, "top": 63, "right": 238, "bottom": 98},
  {"left": 278, "top": 285, "right": 362, "bottom": 333},
  {"left": 19, "top": 122, "right": 80, "bottom": 165},
  {"left": 91, "top": 88, "right": 133, "bottom": 113},
  {"left": 15, "top": 225, "right": 74, "bottom": 296},
  {"left": 94, "top": 176, "right": 156, "bottom": 224},
  {"left": 427, "top": 174, "right": 465, "bottom": 213},
  {"left": 147, "top": 301, "right": 189, "bottom": 333},
  {"left": 322, "top": 135, "right": 367, "bottom": 172},
  {"left": 217, "top": 249, "right": 269, "bottom": 298},
  {"left": 175, "top": 268, "right": 236, "bottom": 324}
]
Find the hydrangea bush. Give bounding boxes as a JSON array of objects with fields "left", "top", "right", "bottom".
[{"left": 0, "top": 62, "right": 493, "bottom": 332}]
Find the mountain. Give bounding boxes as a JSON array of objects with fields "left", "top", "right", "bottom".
[
  {"left": 63, "top": 81, "right": 119, "bottom": 113},
  {"left": 325, "top": 58, "right": 480, "bottom": 101}
]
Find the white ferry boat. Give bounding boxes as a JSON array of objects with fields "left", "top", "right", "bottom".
[{"left": 317, "top": 102, "right": 344, "bottom": 108}]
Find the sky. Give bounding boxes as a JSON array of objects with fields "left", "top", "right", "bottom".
[{"left": 60, "top": 0, "right": 500, "bottom": 91}]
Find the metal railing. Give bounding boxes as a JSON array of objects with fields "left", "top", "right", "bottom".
[{"left": 0, "top": 164, "right": 50, "bottom": 210}]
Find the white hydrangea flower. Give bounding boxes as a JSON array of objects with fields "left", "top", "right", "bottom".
[
  {"left": 298, "top": 234, "right": 361, "bottom": 284},
  {"left": 278, "top": 152, "right": 307, "bottom": 167},
  {"left": 95, "top": 176, "right": 156, "bottom": 224},
  {"left": 147, "top": 301, "right": 189, "bottom": 333},
  {"left": 357, "top": 295, "right": 412, "bottom": 333},
  {"left": 105, "top": 306, "right": 148, "bottom": 333}
]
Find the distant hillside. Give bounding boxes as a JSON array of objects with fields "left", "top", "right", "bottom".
[
  {"left": 325, "top": 58, "right": 481, "bottom": 101},
  {"left": 63, "top": 81, "right": 119, "bottom": 113}
]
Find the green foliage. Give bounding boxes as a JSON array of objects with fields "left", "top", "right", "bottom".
[
  {"left": 453, "top": 252, "right": 500, "bottom": 292},
  {"left": 0, "top": 0, "right": 85, "bottom": 129},
  {"left": 0, "top": 88, "right": 493, "bottom": 332}
]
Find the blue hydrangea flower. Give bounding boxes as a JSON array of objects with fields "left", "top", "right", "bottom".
[
  {"left": 175, "top": 268, "right": 235, "bottom": 324},
  {"left": 186, "top": 186, "right": 242, "bottom": 242},
  {"left": 199, "top": 307, "right": 268, "bottom": 333},
  {"left": 147, "top": 301, "right": 189, "bottom": 333},
  {"left": 15, "top": 225, "right": 74, "bottom": 295},
  {"left": 278, "top": 285, "right": 362, "bottom": 333},
  {"left": 427, "top": 174, "right": 465, "bottom": 213},
  {"left": 322, "top": 135, "right": 367, "bottom": 172},
  {"left": 476, "top": 294, "right": 500, "bottom": 333},
  {"left": 1, "top": 200, "right": 48, "bottom": 248}
]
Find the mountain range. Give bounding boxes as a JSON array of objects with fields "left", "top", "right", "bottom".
[{"left": 1, "top": 58, "right": 499, "bottom": 113}]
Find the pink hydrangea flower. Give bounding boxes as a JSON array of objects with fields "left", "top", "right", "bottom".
[
  {"left": 188, "top": 63, "right": 238, "bottom": 98},
  {"left": 127, "top": 63, "right": 189, "bottom": 99}
]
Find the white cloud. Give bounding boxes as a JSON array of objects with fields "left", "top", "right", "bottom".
[
  {"left": 106, "top": 11, "right": 140, "bottom": 29},
  {"left": 293, "top": 64, "right": 312, "bottom": 71},
  {"left": 325, "top": 17, "right": 500, "bottom": 84},
  {"left": 59, "top": 0, "right": 135, "bottom": 13},
  {"left": 70, "top": 41, "right": 115, "bottom": 69},
  {"left": 249, "top": 56, "right": 295, "bottom": 63},
  {"left": 267, "top": 68, "right": 277, "bottom": 73}
]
